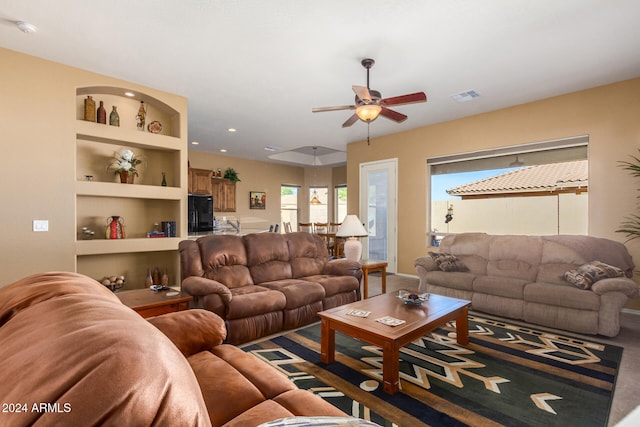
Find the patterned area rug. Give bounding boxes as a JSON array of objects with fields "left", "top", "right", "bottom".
[{"left": 242, "top": 315, "right": 622, "bottom": 427}]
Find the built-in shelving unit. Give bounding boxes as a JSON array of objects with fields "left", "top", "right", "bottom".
[{"left": 74, "top": 85, "right": 187, "bottom": 289}]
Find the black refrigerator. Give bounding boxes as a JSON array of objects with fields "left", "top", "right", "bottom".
[{"left": 188, "top": 194, "right": 214, "bottom": 233}]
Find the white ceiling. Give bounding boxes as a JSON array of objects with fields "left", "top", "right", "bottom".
[{"left": 2, "top": 0, "right": 640, "bottom": 166}]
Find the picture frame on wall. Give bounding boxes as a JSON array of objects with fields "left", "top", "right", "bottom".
[{"left": 250, "top": 191, "right": 266, "bottom": 209}]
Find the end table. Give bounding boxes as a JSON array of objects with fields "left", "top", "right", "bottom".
[
  {"left": 116, "top": 288, "right": 192, "bottom": 318},
  {"left": 359, "top": 259, "right": 388, "bottom": 299}
]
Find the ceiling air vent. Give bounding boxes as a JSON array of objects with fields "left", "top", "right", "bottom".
[{"left": 451, "top": 90, "right": 480, "bottom": 103}]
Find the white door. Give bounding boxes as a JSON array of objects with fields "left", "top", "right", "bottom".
[{"left": 359, "top": 159, "right": 398, "bottom": 272}]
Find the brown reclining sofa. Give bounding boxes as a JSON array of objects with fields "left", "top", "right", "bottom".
[
  {"left": 0, "top": 271, "right": 347, "bottom": 426},
  {"left": 179, "top": 232, "right": 363, "bottom": 344}
]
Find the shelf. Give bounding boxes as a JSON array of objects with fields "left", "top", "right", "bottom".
[
  {"left": 76, "top": 237, "right": 181, "bottom": 255},
  {"left": 76, "top": 120, "right": 180, "bottom": 150},
  {"left": 76, "top": 181, "right": 183, "bottom": 200}
]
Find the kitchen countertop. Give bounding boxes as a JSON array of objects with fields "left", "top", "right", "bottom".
[{"left": 188, "top": 228, "right": 270, "bottom": 239}]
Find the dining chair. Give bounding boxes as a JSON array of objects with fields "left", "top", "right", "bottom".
[
  {"left": 313, "top": 222, "right": 328, "bottom": 233},
  {"left": 298, "top": 222, "right": 313, "bottom": 232},
  {"left": 283, "top": 222, "right": 292, "bottom": 233}
]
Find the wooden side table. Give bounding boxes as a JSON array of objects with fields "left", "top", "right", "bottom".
[
  {"left": 116, "top": 288, "right": 192, "bottom": 318},
  {"left": 359, "top": 259, "right": 388, "bottom": 299}
]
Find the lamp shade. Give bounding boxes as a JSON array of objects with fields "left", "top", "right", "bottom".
[
  {"left": 336, "top": 215, "right": 368, "bottom": 237},
  {"left": 355, "top": 104, "right": 381, "bottom": 122}
]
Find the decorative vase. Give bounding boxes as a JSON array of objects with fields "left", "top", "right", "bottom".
[
  {"left": 161, "top": 269, "right": 169, "bottom": 286},
  {"left": 145, "top": 269, "right": 153, "bottom": 288},
  {"left": 97, "top": 100, "right": 106, "bottom": 124},
  {"left": 84, "top": 96, "right": 96, "bottom": 122},
  {"left": 119, "top": 171, "right": 135, "bottom": 184},
  {"left": 106, "top": 216, "right": 125, "bottom": 239},
  {"left": 109, "top": 106, "right": 120, "bottom": 126},
  {"left": 136, "top": 100, "right": 147, "bottom": 131},
  {"left": 161, "top": 172, "right": 167, "bottom": 186},
  {"left": 152, "top": 267, "right": 161, "bottom": 285}
]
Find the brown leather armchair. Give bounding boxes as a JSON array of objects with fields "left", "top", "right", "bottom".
[{"left": 0, "top": 272, "right": 346, "bottom": 426}]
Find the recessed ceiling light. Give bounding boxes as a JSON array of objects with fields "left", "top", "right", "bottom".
[
  {"left": 264, "top": 146, "right": 280, "bottom": 152},
  {"left": 124, "top": 92, "right": 135, "bottom": 97},
  {"left": 16, "top": 21, "right": 37, "bottom": 34},
  {"left": 227, "top": 128, "right": 237, "bottom": 132},
  {"left": 191, "top": 141, "right": 200, "bottom": 145},
  {"left": 451, "top": 90, "right": 480, "bottom": 103},
  {"left": 220, "top": 149, "right": 227, "bottom": 153}
]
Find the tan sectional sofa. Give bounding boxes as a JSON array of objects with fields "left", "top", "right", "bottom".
[
  {"left": 415, "top": 233, "right": 639, "bottom": 337},
  {"left": 0, "top": 272, "right": 346, "bottom": 426},
  {"left": 179, "top": 232, "right": 362, "bottom": 344}
]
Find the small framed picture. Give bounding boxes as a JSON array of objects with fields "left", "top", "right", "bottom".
[{"left": 250, "top": 191, "right": 266, "bottom": 209}]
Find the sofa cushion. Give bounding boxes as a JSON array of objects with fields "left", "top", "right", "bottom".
[
  {"left": 259, "top": 279, "right": 326, "bottom": 309},
  {"left": 194, "top": 235, "right": 254, "bottom": 289},
  {"left": 439, "top": 232, "right": 490, "bottom": 275},
  {"left": 422, "top": 271, "right": 476, "bottom": 291},
  {"left": 189, "top": 350, "right": 280, "bottom": 426},
  {"left": 563, "top": 261, "right": 625, "bottom": 290},
  {"left": 487, "top": 235, "right": 543, "bottom": 281},
  {"left": 302, "top": 274, "right": 360, "bottom": 297},
  {"left": 227, "top": 285, "right": 287, "bottom": 319},
  {"left": 473, "top": 275, "right": 529, "bottom": 299},
  {"left": 245, "top": 233, "right": 293, "bottom": 282},
  {"left": 286, "top": 232, "right": 328, "bottom": 278},
  {"left": 524, "top": 282, "right": 600, "bottom": 310}
]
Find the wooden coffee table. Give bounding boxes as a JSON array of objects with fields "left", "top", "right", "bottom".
[{"left": 318, "top": 292, "right": 471, "bottom": 394}]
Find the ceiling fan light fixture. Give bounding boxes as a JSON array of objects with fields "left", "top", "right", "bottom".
[{"left": 356, "top": 104, "right": 381, "bottom": 122}]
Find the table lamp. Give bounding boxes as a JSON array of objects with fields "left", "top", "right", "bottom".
[{"left": 336, "top": 215, "right": 368, "bottom": 261}]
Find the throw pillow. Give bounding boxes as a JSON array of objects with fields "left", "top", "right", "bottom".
[
  {"left": 563, "top": 260, "right": 625, "bottom": 290},
  {"left": 429, "top": 251, "right": 466, "bottom": 272}
]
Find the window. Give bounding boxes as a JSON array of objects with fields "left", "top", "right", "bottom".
[
  {"left": 335, "top": 185, "right": 347, "bottom": 223},
  {"left": 281, "top": 185, "right": 298, "bottom": 231},
  {"left": 309, "top": 187, "right": 328, "bottom": 224},
  {"left": 428, "top": 136, "right": 588, "bottom": 245}
]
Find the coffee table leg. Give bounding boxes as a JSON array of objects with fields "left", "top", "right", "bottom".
[
  {"left": 362, "top": 269, "right": 369, "bottom": 299},
  {"left": 455, "top": 307, "right": 469, "bottom": 345},
  {"left": 320, "top": 319, "right": 335, "bottom": 364},
  {"left": 382, "top": 341, "right": 400, "bottom": 394},
  {"left": 381, "top": 266, "right": 386, "bottom": 294}
]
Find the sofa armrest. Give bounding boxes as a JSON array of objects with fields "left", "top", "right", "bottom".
[
  {"left": 591, "top": 277, "right": 640, "bottom": 298},
  {"left": 415, "top": 256, "right": 438, "bottom": 272},
  {"left": 323, "top": 259, "right": 363, "bottom": 281},
  {"left": 181, "top": 276, "right": 233, "bottom": 302},
  {"left": 148, "top": 309, "right": 227, "bottom": 357}
]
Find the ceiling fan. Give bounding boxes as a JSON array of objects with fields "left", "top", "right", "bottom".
[{"left": 312, "top": 58, "right": 427, "bottom": 128}]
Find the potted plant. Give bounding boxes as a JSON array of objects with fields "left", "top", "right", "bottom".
[
  {"left": 110, "top": 149, "right": 142, "bottom": 184},
  {"left": 617, "top": 150, "right": 640, "bottom": 241},
  {"left": 224, "top": 167, "right": 241, "bottom": 182}
]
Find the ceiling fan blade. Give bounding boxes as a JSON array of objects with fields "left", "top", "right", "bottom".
[
  {"left": 341, "top": 113, "right": 359, "bottom": 128},
  {"left": 381, "top": 91, "right": 427, "bottom": 106},
  {"left": 380, "top": 107, "right": 408, "bottom": 123},
  {"left": 352, "top": 85, "right": 372, "bottom": 102},
  {"left": 312, "top": 105, "right": 356, "bottom": 113}
]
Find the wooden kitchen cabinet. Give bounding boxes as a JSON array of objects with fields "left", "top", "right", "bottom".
[
  {"left": 212, "top": 178, "right": 236, "bottom": 212},
  {"left": 188, "top": 168, "right": 212, "bottom": 195}
]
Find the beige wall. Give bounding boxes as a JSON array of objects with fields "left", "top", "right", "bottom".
[{"left": 346, "top": 78, "right": 640, "bottom": 287}]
